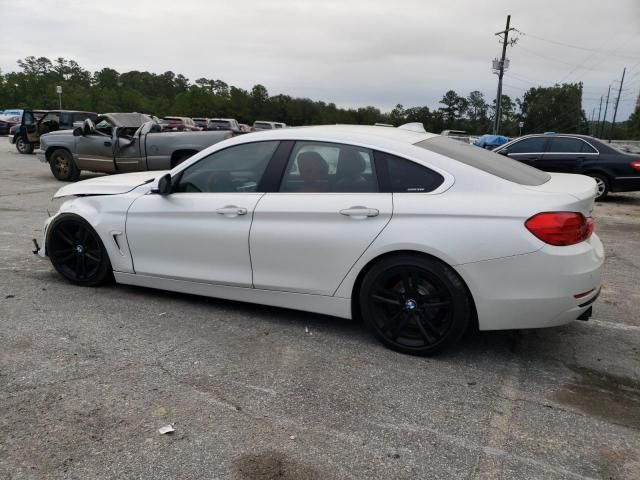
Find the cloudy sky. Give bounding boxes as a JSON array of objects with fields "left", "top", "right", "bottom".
[{"left": 2, "top": 0, "right": 639, "bottom": 120}]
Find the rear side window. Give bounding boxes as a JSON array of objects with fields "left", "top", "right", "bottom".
[
  {"left": 376, "top": 151, "right": 444, "bottom": 193},
  {"left": 415, "top": 136, "right": 551, "bottom": 186},
  {"left": 548, "top": 137, "right": 597, "bottom": 154}
]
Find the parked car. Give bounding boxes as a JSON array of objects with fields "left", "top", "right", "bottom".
[
  {"left": 473, "top": 134, "right": 509, "bottom": 150},
  {"left": 160, "top": 116, "right": 200, "bottom": 131},
  {"left": 440, "top": 130, "right": 470, "bottom": 144},
  {"left": 252, "top": 121, "right": 286, "bottom": 131},
  {"left": 0, "top": 110, "right": 23, "bottom": 135},
  {"left": 192, "top": 117, "right": 210, "bottom": 130},
  {"left": 10, "top": 109, "right": 98, "bottom": 154},
  {"left": 207, "top": 118, "right": 242, "bottom": 134},
  {"left": 493, "top": 133, "right": 640, "bottom": 200},
  {"left": 36, "top": 125, "right": 603, "bottom": 356},
  {"left": 35, "top": 112, "right": 231, "bottom": 181}
]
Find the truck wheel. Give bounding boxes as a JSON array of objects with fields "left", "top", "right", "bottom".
[
  {"left": 16, "top": 137, "right": 34, "bottom": 154},
  {"left": 50, "top": 149, "right": 81, "bottom": 182},
  {"left": 171, "top": 151, "right": 195, "bottom": 168}
]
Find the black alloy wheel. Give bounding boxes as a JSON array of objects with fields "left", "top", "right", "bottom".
[
  {"left": 360, "top": 255, "right": 471, "bottom": 356},
  {"left": 47, "top": 215, "right": 111, "bottom": 286},
  {"left": 49, "top": 148, "right": 81, "bottom": 181}
]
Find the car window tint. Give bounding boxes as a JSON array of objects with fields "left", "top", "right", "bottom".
[
  {"left": 548, "top": 137, "right": 588, "bottom": 153},
  {"left": 580, "top": 141, "right": 597, "bottom": 154},
  {"left": 280, "top": 141, "right": 378, "bottom": 193},
  {"left": 377, "top": 152, "right": 444, "bottom": 193},
  {"left": 176, "top": 141, "right": 278, "bottom": 193},
  {"left": 415, "top": 137, "right": 551, "bottom": 186},
  {"left": 23, "top": 112, "right": 35, "bottom": 125},
  {"left": 507, "top": 137, "right": 547, "bottom": 154}
]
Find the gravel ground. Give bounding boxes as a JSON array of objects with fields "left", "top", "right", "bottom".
[{"left": 0, "top": 139, "right": 639, "bottom": 480}]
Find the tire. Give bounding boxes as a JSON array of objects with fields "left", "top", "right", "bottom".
[
  {"left": 589, "top": 173, "right": 610, "bottom": 200},
  {"left": 49, "top": 148, "right": 80, "bottom": 181},
  {"left": 46, "top": 214, "right": 112, "bottom": 286},
  {"left": 359, "top": 255, "right": 471, "bottom": 356},
  {"left": 16, "top": 137, "right": 34, "bottom": 154}
]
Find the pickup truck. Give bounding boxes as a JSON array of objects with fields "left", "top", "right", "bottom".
[{"left": 36, "top": 112, "right": 230, "bottom": 181}]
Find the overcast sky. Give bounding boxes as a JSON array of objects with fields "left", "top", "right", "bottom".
[{"left": 1, "top": 0, "right": 639, "bottom": 120}]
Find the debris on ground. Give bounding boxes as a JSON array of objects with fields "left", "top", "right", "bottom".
[{"left": 158, "top": 424, "right": 175, "bottom": 435}]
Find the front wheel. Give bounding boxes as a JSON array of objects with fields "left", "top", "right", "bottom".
[
  {"left": 49, "top": 148, "right": 81, "bottom": 181},
  {"left": 359, "top": 255, "right": 471, "bottom": 356},
  {"left": 47, "top": 214, "right": 112, "bottom": 286},
  {"left": 16, "top": 137, "right": 34, "bottom": 154}
]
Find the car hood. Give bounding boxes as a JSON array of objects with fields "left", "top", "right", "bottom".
[{"left": 53, "top": 171, "right": 167, "bottom": 198}]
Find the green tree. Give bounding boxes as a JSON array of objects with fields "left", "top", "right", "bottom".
[{"left": 520, "top": 83, "right": 588, "bottom": 134}]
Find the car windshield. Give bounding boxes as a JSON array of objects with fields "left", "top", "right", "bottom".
[
  {"left": 210, "top": 121, "right": 231, "bottom": 127},
  {"left": 414, "top": 136, "right": 551, "bottom": 186}
]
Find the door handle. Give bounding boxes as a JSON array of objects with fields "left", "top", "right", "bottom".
[
  {"left": 339, "top": 206, "right": 379, "bottom": 218},
  {"left": 104, "top": 141, "right": 112, "bottom": 147},
  {"left": 216, "top": 205, "right": 247, "bottom": 217}
]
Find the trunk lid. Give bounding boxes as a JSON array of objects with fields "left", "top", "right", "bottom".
[{"left": 523, "top": 172, "right": 597, "bottom": 216}]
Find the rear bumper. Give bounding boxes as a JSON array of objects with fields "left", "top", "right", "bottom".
[
  {"left": 611, "top": 176, "right": 640, "bottom": 193},
  {"left": 455, "top": 234, "right": 604, "bottom": 330}
]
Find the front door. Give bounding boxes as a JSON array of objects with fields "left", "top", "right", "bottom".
[
  {"left": 114, "top": 128, "right": 145, "bottom": 172},
  {"left": 503, "top": 136, "right": 548, "bottom": 167},
  {"left": 125, "top": 140, "right": 280, "bottom": 286},
  {"left": 75, "top": 117, "right": 116, "bottom": 172},
  {"left": 250, "top": 141, "right": 392, "bottom": 295}
]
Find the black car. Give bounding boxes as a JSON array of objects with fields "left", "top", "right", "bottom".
[
  {"left": 10, "top": 109, "right": 97, "bottom": 154},
  {"left": 493, "top": 134, "right": 640, "bottom": 199}
]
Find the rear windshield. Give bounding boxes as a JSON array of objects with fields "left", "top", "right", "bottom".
[{"left": 414, "top": 136, "right": 551, "bottom": 186}]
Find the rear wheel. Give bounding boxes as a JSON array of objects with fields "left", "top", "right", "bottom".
[
  {"left": 49, "top": 148, "right": 80, "bottom": 181},
  {"left": 589, "top": 173, "right": 609, "bottom": 200},
  {"left": 359, "top": 255, "right": 471, "bottom": 356},
  {"left": 47, "top": 214, "right": 112, "bottom": 286},
  {"left": 16, "top": 137, "right": 34, "bottom": 154}
]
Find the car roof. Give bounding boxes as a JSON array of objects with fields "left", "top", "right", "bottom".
[{"left": 236, "top": 124, "right": 439, "bottom": 149}]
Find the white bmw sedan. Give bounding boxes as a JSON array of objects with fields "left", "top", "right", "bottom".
[{"left": 37, "top": 125, "right": 604, "bottom": 355}]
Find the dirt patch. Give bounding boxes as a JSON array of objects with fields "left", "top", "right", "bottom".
[
  {"left": 235, "top": 450, "right": 330, "bottom": 480},
  {"left": 550, "top": 366, "right": 640, "bottom": 430}
]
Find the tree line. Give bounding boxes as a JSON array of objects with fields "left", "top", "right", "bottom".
[{"left": 1, "top": 56, "right": 636, "bottom": 138}]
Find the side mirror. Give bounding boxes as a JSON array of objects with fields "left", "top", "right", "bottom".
[
  {"left": 151, "top": 173, "right": 172, "bottom": 195},
  {"left": 73, "top": 127, "right": 83, "bottom": 137},
  {"left": 497, "top": 148, "right": 509, "bottom": 156}
]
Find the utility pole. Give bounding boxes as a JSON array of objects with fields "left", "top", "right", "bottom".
[
  {"left": 608, "top": 67, "right": 626, "bottom": 143},
  {"left": 492, "top": 15, "right": 517, "bottom": 135},
  {"left": 595, "top": 96, "right": 603, "bottom": 137},
  {"left": 600, "top": 85, "right": 611, "bottom": 138},
  {"left": 590, "top": 108, "right": 596, "bottom": 135}
]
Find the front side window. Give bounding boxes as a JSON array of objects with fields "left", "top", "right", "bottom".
[
  {"left": 23, "top": 111, "right": 35, "bottom": 125},
  {"left": 280, "top": 141, "right": 378, "bottom": 193},
  {"left": 377, "top": 152, "right": 444, "bottom": 193},
  {"left": 507, "top": 137, "right": 547, "bottom": 154},
  {"left": 175, "top": 141, "right": 278, "bottom": 193}
]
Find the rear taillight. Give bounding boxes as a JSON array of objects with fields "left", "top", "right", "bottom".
[
  {"left": 525, "top": 212, "right": 593, "bottom": 246},
  {"left": 630, "top": 160, "right": 640, "bottom": 172}
]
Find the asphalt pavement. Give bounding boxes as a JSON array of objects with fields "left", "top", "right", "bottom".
[{"left": 0, "top": 139, "right": 639, "bottom": 479}]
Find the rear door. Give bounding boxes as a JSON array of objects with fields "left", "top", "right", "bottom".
[
  {"left": 250, "top": 141, "right": 392, "bottom": 295},
  {"left": 540, "top": 136, "right": 599, "bottom": 173},
  {"left": 23, "top": 111, "right": 39, "bottom": 143},
  {"left": 501, "top": 136, "right": 548, "bottom": 166}
]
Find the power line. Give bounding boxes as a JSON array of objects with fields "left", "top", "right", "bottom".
[{"left": 516, "top": 30, "right": 640, "bottom": 60}]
